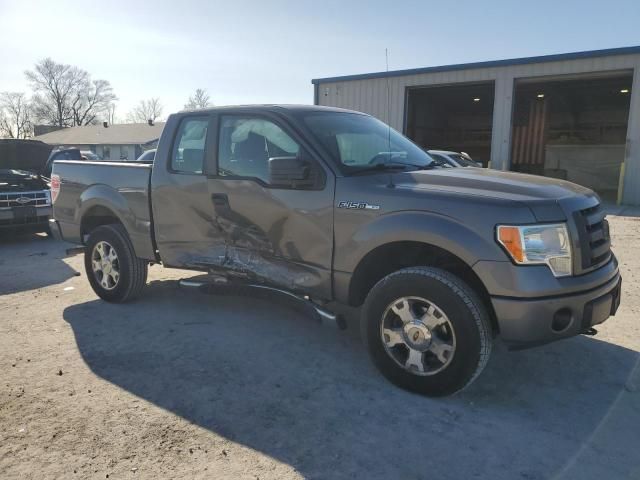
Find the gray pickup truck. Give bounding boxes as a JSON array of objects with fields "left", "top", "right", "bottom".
[{"left": 50, "top": 105, "right": 622, "bottom": 396}]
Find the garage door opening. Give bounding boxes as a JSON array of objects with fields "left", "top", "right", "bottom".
[
  {"left": 405, "top": 82, "right": 495, "bottom": 166},
  {"left": 511, "top": 73, "right": 633, "bottom": 202}
]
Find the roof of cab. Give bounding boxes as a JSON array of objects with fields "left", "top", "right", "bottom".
[{"left": 178, "top": 104, "right": 363, "bottom": 115}]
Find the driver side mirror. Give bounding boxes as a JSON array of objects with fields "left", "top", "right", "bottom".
[{"left": 268, "top": 152, "right": 319, "bottom": 189}]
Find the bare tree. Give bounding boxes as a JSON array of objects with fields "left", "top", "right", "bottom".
[
  {"left": 127, "top": 98, "right": 163, "bottom": 123},
  {"left": 25, "top": 58, "right": 116, "bottom": 127},
  {"left": 71, "top": 79, "right": 116, "bottom": 126},
  {"left": 0, "top": 111, "right": 8, "bottom": 139},
  {"left": 184, "top": 88, "right": 211, "bottom": 109},
  {"left": 0, "top": 92, "right": 32, "bottom": 138}
]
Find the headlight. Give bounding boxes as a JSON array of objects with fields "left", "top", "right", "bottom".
[{"left": 496, "top": 224, "right": 572, "bottom": 277}]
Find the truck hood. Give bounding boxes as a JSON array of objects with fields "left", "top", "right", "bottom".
[
  {"left": 393, "top": 167, "right": 598, "bottom": 221},
  {"left": 0, "top": 139, "right": 53, "bottom": 175},
  {"left": 0, "top": 169, "right": 49, "bottom": 192},
  {"left": 397, "top": 168, "right": 592, "bottom": 200}
]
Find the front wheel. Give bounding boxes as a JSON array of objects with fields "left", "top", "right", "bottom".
[
  {"left": 84, "top": 224, "right": 148, "bottom": 302},
  {"left": 361, "top": 267, "right": 492, "bottom": 396}
]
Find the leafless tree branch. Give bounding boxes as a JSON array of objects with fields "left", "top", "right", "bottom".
[
  {"left": 25, "top": 58, "right": 117, "bottom": 127},
  {"left": 184, "top": 88, "right": 212, "bottom": 109},
  {"left": 127, "top": 98, "right": 163, "bottom": 123},
  {"left": 0, "top": 92, "right": 33, "bottom": 138}
]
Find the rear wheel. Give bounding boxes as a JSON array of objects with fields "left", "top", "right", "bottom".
[
  {"left": 361, "top": 267, "right": 492, "bottom": 396},
  {"left": 84, "top": 224, "right": 148, "bottom": 302}
]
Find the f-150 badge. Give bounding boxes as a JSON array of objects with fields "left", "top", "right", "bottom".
[{"left": 338, "top": 201, "right": 380, "bottom": 210}]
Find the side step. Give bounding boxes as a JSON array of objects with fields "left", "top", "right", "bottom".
[{"left": 179, "top": 278, "right": 347, "bottom": 330}]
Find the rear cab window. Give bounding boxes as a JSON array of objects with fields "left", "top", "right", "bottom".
[{"left": 171, "top": 117, "right": 209, "bottom": 174}]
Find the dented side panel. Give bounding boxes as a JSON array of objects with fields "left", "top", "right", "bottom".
[
  {"left": 151, "top": 113, "right": 336, "bottom": 299},
  {"left": 203, "top": 177, "right": 334, "bottom": 296}
]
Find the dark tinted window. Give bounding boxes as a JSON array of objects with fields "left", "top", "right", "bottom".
[
  {"left": 218, "top": 116, "right": 300, "bottom": 183},
  {"left": 52, "top": 149, "right": 82, "bottom": 160},
  {"left": 138, "top": 150, "right": 155, "bottom": 162},
  {"left": 172, "top": 117, "right": 208, "bottom": 173},
  {"left": 449, "top": 154, "right": 479, "bottom": 167},
  {"left": 81, "top": 151, "right": 101, "bottom": 160},
  {"left": 430, "top": 153, "right": 454, "bottom": 166}
]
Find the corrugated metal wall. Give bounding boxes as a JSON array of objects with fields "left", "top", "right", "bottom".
[{"left": 315, "top": 53, "right": 640, "bottom": 205}]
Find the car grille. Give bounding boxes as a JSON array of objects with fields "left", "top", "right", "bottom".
[
  {"left": 0, "top": 191, "right": 50, "bottom": 208},
  {"left": 574, "top": 203, "right": 611, "bottom": 272},
  {"left": 0, "top": 214, "right": 49, "bottom": 226}
]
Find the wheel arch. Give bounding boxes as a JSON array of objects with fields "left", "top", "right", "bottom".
[
  {"left": 80, "top": 204, "right": 123, "bottom": 240},
  {"left": 347, "top": 240, "right": 499, "bottom": 334},
  {"left": 76, "top": 184, "right": 155, "bottom": 260}
]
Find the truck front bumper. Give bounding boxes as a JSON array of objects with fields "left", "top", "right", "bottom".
[
  {"left": 0, "top": 205, "right": 51, "bottom": 232},
  {"left": 474, "top": 256, "right": 621, "bottom": 349}
]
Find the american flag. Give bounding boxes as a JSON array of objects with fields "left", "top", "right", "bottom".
[{"left": 511, "top": 98, "right": 547, "bottom": 166}]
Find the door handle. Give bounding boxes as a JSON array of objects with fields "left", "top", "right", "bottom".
[{"left": 211, "top": 193, "right": 229, "bottom": 207}]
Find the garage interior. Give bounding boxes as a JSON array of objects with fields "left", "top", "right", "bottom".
[
  {"left": 510, "top": 73, "right": 633, "bottom": 202},
  {"left": 405, "top": 82, "right": 495, "bottom": 166}
]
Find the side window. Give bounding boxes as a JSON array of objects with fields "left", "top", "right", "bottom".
[
  {"left": 172, "top": 116, "right": 209, "bottom": 173},
  {"left": 218, "top": 116, "right": 300, "bottom": 184}
]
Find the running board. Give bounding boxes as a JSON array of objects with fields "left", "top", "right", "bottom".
[{"left": 179, "top": 279, "right": 347, "bottom": 330}]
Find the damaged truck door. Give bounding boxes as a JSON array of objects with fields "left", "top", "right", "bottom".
[{"left": 151, "top": 111, "right": 335, "bottom": 297}]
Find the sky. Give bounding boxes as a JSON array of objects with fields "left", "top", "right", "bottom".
[{"left": 1, "top": 0, "right": 639, "bottom": 122}]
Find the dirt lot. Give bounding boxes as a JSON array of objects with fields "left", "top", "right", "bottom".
[{"left": 1, "top": 209, "right": 640, "bottom": 480}]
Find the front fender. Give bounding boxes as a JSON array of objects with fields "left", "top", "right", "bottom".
[{"left": 334, "top": 210, "right": 506, "bottom": 274}]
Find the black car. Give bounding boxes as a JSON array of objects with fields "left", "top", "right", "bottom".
[{"left": 0, "top": 141, "right": 80, "bottom": 234}]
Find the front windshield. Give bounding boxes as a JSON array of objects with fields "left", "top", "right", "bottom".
[
  {"left": 450, "top": 153, "right": 479, "bottom": 167},
  {"left": 82, "top": 152, "right": 101, "bottom": 161},
  {"left": 303, "top": 112, "right": 434, "bottom": 171}
]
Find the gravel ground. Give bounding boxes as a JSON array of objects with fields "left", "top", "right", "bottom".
[{"left": 1, "top": 208, "right": 640, "bottom": 480}]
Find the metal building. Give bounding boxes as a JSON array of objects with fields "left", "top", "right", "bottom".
[{"left": 312, "top": 46, "right": 640, "bottom": 205}]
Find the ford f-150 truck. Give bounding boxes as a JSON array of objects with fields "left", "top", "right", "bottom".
[{"left": 50, "top": 105, "right": 621, "bottom": 396}]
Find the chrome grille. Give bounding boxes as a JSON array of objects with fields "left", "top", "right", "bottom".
[
  {"left": 0, "top": 191, "right": 50, "bottom": 208},
  {"left": 574, "top": 203, "right": 611, "bottom": 271}
]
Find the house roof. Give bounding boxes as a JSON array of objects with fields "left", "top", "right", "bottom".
[
  {"left": 33, "top": 122, "right": 165, "bottom": 145},
  {"left": 311, "top": 45, "right": 640, "bottom": 84}
]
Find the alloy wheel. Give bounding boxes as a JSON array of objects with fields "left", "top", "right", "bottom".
[
  {"left": 380, "top": 296, "right": 456, "bottom": 376},
  {"left": 91, "top": 240, "right": 120, "bottom": 291}
]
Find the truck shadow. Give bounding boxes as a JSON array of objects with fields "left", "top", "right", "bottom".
[
  {"left": 62, "top": 279, "right": 639, "bottom": 480},
  {"left": 0, "top": 232, "right": 79, "bottom": 294}
]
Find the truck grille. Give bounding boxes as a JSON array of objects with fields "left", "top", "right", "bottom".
[
  {"left": 0, "top": 191, "right": 50, "bottom": 208},
  {"left": 0, "top": 214, "right": 49, "bottom": 226},
  {"left": 574, "top": 203, "right": 611, "bottom": 271}
]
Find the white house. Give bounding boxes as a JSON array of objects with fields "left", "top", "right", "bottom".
[{"left": 33, "top": 122, "right": 165, "bottom": 160}]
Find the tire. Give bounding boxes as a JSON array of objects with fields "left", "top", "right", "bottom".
[
  {"left": 84, "top": 224, "right": 148, "bottom": 302},
  {"left": 361, "top": 267, "right": 492, "bottom": 397}
]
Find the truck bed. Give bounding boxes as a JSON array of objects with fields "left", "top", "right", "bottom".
[{"left": 52, "top": 160, "right": 156, "bottom": 260}]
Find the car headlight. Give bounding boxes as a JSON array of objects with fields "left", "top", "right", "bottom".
[{"left": 496, "top": 223, "right": 572, "bottom": 277}]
